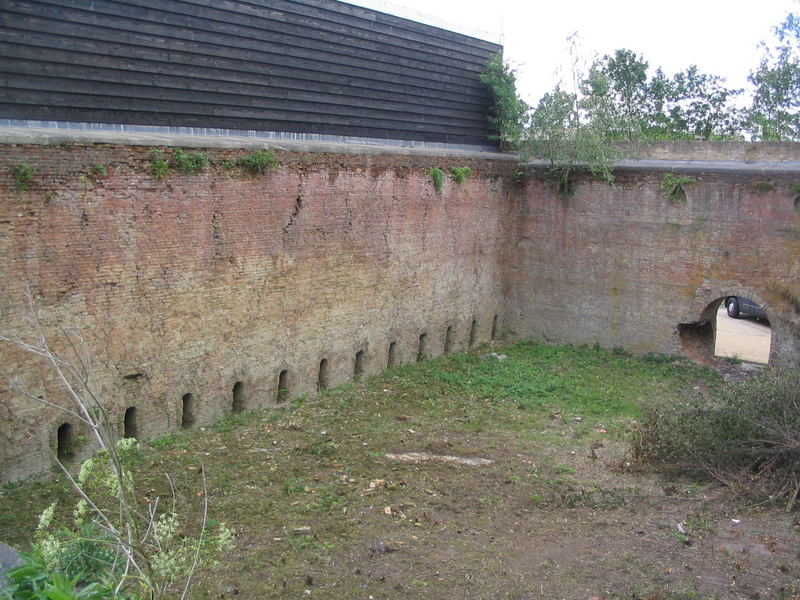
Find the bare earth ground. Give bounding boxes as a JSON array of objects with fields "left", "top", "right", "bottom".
[{"left": 1, "top": 343, "right": 797, "bottom": 600}]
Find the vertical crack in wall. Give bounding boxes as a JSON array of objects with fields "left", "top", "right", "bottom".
[{"left": 282, "top": 195, "right": 303, "bottom": 239}]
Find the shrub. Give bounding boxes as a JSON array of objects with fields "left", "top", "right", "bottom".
[
  {"left": 425, "top": 167, "right": 445, "bottom": 193},
  {"left": 149, "top": 150, "right": 170, "bottom": 180},
  {"left": 448, "top": 166, "right": 473, "bottom": 184},
  {"left": 659, "top": 173, "right": 696, "bottom": 203},
  {"left": 12, "top": 164, "right": 33, "bottom": 192},
  {"left": 631, "top": 370, "right": 800, "bottom": 509},
  {"left": 237, "top": 150, "right": 281, "bottom": 174},
  {"left": 172, "top": 148, "right": 210, "bottom": 175}
]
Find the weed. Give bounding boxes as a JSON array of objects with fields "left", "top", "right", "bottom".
[
  {"left": 213, "top": 412, "right": 247, "bottom": 433},
  {"left": 750, "top": 180, "right": 775, "bottom": 192},
  {"left": 149, "top": 434, "right": 183, "bottom": 449},
  {"left": 283, "top": 477, "right": 306, "bottom": 495},
  {"left": 448, "top": 166, "right": 473, "bottom": 184},
  {"left": 12, "top": 164, "right": 33, "bottom": 192},
  {"left": 631, "top": 370, "right": 800, "bottom": 509},
  {"left": 91, "top": 164, "right": 108, "bottom": 177},
  {"left": 660, "top": 173, "right": 696, "bottom": 203},
  {"left": 172, "top": 148, "right": 210, "bottom": 174},
  {"left": 425, "top": 167, "right": 445, "bottom": 193},
  {"left": 237, "top": 150, "right": 281, "bottom": 174},
  {"left": 149, "top": 150, "right": 170, "bottom": 180},
  {"left": 788, "top": 181, "right": 800, "bottom": 197},
  {"left": 220, "top": 160, "right": 235, "bottom": 170}
]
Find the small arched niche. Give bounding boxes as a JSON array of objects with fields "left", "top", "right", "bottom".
[
  {"left": 232, "top": 381, "right": 245, "bottom": 413},
  {"left": 56, "top": 422, "right": 75, "bottom": 462},
  {"left": 123, "top": 407, "right": 138, "bottom": 439},
  {"left": 181, "top": 393, "right": 196, "bottom": 428}
]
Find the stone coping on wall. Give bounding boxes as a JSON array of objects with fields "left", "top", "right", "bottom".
[
  {"left": 0, "top": 125, "right": 514, "bottom": 161},
  {"left": 526, "top": 158, "right": 800, "bottom": 175}
]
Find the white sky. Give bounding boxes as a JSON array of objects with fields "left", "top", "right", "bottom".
[{"left": 347, "top": 0, "right": 797, "bottom": 106}]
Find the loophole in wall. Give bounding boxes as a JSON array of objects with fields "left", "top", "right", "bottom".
[
  {"left": 123, "top": 407, "right": 137, "bottom": 439},
  {"left": 417, "top": 333, "right": 427, "bottom": 362},
  {"left": 354, "top": 350, "right": 365, "bottom": 379},
  {"left": 277, "top": 370, "right": 289, "bottom": 402},
  {"left": 232, "top": 381, "right": 245, "bottom": 413},
  {"left": 444, "top": 325, "right": 453, "bottom": 353},
  {"left": 387, "top": 341, "right": 397, "bottom": 368},
  {"left": 491, "top": 315, "right": 499, "bottom": 340},
  {"left": 181, "top": 393, "right": 196, "bottom": 428},
  {"left": 468, "top": 319, "right": 477, "bottom": 347},
  {"left": 57, "top": 423, "right": 74, "bottom": 462},
  {"left": 318, "top": 359, "right": 329, "bottom": 392}
]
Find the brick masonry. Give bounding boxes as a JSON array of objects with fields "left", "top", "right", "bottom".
[
  {"left": 504, "top": 168, "right": 800, "bottom": 369},
  {"left": 1, "top": 140, "right": 798, "bottom": 482}
]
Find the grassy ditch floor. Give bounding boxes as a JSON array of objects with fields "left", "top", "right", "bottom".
[{"left": 2, "top": 342, "right": 798, "bottom": 599}]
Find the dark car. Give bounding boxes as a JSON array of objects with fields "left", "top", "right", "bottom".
[{"left": 725, "top": 296, "right": 768, "bottom": 321}]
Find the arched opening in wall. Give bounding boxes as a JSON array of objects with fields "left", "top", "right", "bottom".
[
  {"left": 714, "top": 296, "right": 771, "bottom": 364},
  {"left": 123, "top": 407, "right": 137, "bottom": 439},
  {"left": 277, "top": 370, "right": 289, "bottom": 402},
  {"left": 181, "top": 393, "right": 196, "bottom": 429},
  {"left": 232, "top": 381, "right": 245, "bottom": 413},
  {"left": 56, "top": 423, "right": 74, "bottom": 462},
  {"left": 491, "top": 315, "right": 499, "bottom": 340},
  {"left": 387, "top": 342, "right": 397, "bottom": 368},
  {"left": 444, "top": 326, "right": 453, "bottom": 353},
  {"left": 318, "top": 359, "right": 329, "bottom": 392},
  {"left": 468, "top": 319, "right": 477, "bottom": 348},
  {"left": 354, "top": 350, "right": 365, "bottom": 380},
  {"left": 417, "top": 333, "right": 427, "bottom": 362}
]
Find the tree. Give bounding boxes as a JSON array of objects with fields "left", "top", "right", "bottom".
[
  {"left": 581, "top": 49, "right": 653, "bottom": 140},
  {"left": 666, "top": 66, "right": 745, "bottom": 140},
  {"left": 479, "top": 54, "right": 530, "bottom": 151},
  {"left": 748, "top": 11, "right": 800, "bottom": 141},
  {"left": 527, "top": 87, "right": 618, "bottom": 194},
  {"left": 580, "top": 50, "right": 744, "bottom": 141}
]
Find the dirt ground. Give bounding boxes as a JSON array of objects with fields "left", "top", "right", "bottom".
[{"left": 1, "top": 344, "right": 797, "bottom": 600}]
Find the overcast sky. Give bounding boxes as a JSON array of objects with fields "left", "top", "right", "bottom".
[{"left": 348, "top": 0, "right": 797, "bottom": 106}]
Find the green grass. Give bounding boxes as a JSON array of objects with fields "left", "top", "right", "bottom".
[{"left": 0, "top": 340, "right": 726, "bottom": 599}]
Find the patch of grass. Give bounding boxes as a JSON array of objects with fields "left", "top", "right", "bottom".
[
  {"left": 148, "top": 433, "right": 186, "bottom": 450},
  {"left": 237, "top": 150, "right": 281, "bottom": 174},
  {"left": 12, "top": 164, "right": 33, "bottom": 192}
]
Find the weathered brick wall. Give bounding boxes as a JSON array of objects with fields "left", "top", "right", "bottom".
[
  {"left": 504, "top": 168, "right": 800, "bottom": 368},
  {"left": 2, "top": 138, "right": 799, "bottom": 483},
  {"left": 0, "top": 143, "right": 515, "bottom": 482}
]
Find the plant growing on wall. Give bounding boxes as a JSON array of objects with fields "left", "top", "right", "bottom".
[
  {"left": 237, "top": 150, "right": 281, "bottom": 174},
  {"left": 12, "top": 164, "right": 33, "bottom": 192},
  {"left": 479, "top": 54, "right": 530, "bottom": 151},
  {"left": 659, "top": 173, "right": 696, "bottom": 203},
  {"left": 425, "top": 167, "right": 445, "bottom": 193},
  {"left": 448, "top": 166, "right": 473, "bottom": 184},
  {"left": 149, "top": 150, "right": 171, "bottom": 180},
  {"left": 172, "top": 148, "right": 210, "bottom": 175}
]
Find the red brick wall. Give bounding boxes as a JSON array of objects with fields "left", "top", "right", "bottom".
[
  {"left": 0, "top": 143, "right": 515, "bottom": 481},
  {"left": 504, "top": 169, "right": 800, "bottom": 368}
]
